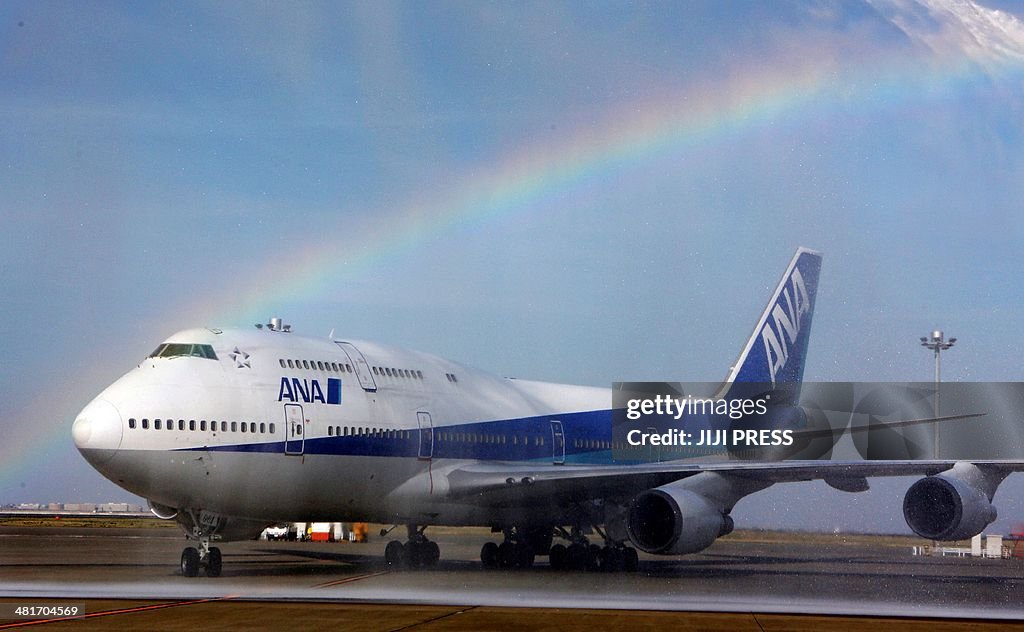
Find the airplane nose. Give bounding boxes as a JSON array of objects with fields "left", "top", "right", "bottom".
[{"left": 73, "top": 398, "right": 123, "bottom": 465}]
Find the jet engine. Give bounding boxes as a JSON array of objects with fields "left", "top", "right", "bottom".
[
  {"left": 903, "top": 463, "right": 1001, "bottom": 541},
  {"left": 625, "top": 485, "right": 733, "bottom": 555}
]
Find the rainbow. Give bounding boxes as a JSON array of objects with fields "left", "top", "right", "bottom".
[
  {"left": 187, "top": 51, "right": 1017, "bottom": 329},
  {"left": 3, "top": 40, "right": 1021, "bottom": 500}
]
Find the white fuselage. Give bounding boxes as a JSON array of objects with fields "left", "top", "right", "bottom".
[{"left": 73, "top": 326, "right": 611, "bottom": 531}]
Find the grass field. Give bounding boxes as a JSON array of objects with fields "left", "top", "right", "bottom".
[{"left": 0, "top": 515, "right": 179, "bottom": 529}]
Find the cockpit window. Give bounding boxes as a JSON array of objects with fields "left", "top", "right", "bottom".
[{"left": 147, "top": 343, "right": 218, "bottom": 360}]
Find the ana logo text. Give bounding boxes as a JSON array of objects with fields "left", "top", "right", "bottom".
[
  {"left": 278, "top": 377, "right": 342, "bottom": 405},
  {"left": 760, "top": 267, "right": 811, "bottom": 385}
]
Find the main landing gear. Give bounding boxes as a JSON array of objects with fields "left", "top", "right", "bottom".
[
  {"left": 479, "top": 526, "right": 538, "bottom": 569},
  {"left": 548, "top": 526, "right": 638, "bottom": 572},
  {"left": 383, "top": 525, "right": 440, "bottom": 568},
  {"left": 480, "top": 525, "right": 638, "bottom": 572}
]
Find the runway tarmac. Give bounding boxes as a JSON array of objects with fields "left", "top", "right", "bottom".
[{"left": 3, "top": 524, "right": 1024, "bottom": 628}]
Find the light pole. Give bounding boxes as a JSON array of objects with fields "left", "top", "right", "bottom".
[{"left": 920, "top": 330, "right": 956, "bottom": 459}]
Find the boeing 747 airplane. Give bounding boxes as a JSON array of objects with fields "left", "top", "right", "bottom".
[{"left": 72, "top": 248, "right": 1021, "bottom": 577}]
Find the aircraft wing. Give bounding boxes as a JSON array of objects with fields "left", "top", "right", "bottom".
[{"left": 445, "top": 459, "right": 1024, "bottom": 506}]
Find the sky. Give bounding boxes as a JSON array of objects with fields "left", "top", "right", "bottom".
[{"left": 2, "top": 0, "right": 1024, "bottom": 533}]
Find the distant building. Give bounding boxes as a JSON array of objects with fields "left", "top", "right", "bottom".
[
  {"left": 98, "top": 503, "right": 131, "bottom": 512},
  {"left": 63, "top": 503, "right": 98, "bottom": 512}
]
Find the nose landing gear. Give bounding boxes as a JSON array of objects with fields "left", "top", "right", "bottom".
[
  {"left": 179, "top": 510, "right": 223, "bottom": 578},
  {"left": 181, "top": 536, "right": 223, "bottom": 573},
  {"left": 180, "top": 537, "right": 222, "bottom": 578}
]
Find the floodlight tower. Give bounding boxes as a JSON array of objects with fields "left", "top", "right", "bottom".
[{"left": 920, "top": 330, "right": 956, "bottom": 458}]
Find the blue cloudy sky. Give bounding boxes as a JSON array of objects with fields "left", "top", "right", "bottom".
[{"left": 2, "top": 1, "right": 1023, "bottom": 533}]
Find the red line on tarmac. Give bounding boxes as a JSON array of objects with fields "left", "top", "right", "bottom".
[
  {"left": 313, "top": 570, "right": 390, "bottom": 588},
  {"left": 0, "top": 596, "right": 240, "bottom": 629}
]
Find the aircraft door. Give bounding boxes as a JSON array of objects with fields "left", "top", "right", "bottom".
[
  {"left": 284, "top": 404, "right": 304, "bottom": 455},
  {"left": 417, "top": 412, "right": 433, "bottom": 460},
  {"left": 551, "top": 420, "right": 565, "bottom": 465},
  {"left": 334, "top": 341, "right": 378, "bottom": 392}
]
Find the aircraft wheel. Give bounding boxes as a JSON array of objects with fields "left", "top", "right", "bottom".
[
  {"left": 566, "top": 543, "right": 588, "bottom": 570},
  {"left": 587, "top": 544, "right": 602, "bottom": 571},
  {"left": 406, "top": 542, "right": 425, "bottom": 568},
  {"left": 549, "top": 544, "right": 567, "bottom": 570},
  {"left": 424, "top": 541, "right": 440, "bottom": 567},
  {"left": 625, "top": 547, "right": 639, "bottom": 572},
  {"left": 497, "top": 541, "right": 515, "bottom": 568},
  {"left": 481, "top": 542, "right": 499, "bottom": 568},
  {"left": 599, "top": 546, "right": 622, "bottom": 572},
  {"left": 385, "top": 540, "right": 405, "bottom": 567},
  {"left": 206, "top": 547, "right": 222, "bottom": 578},
  {"left": 516, "top": 543, "right": 535, "bottom": 568},
  {"left": 181, "top": 547, "right": 200, "bottom": 578}
]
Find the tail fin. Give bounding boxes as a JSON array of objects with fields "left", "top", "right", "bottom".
[{"left": 722, "top": 247, "right": 822, "bottom": 404}]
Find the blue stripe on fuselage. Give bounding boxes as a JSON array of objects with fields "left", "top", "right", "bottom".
[{"left": 175, "top": 408, "right": 744, "bottom": 464}]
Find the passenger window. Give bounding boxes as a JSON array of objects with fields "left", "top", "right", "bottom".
[
  {"left": 241, "top": 422, "right": 247, "bottom": 433},
  {"left": 200, "top": 420, "right": 207, "bottom": 431},
  {"left": 328, "top": 426, "right": 333, "bottom": 436},
  {"left": 280, "top": 359, "right": 286, "bottom": 368},
  {"left": 129, "top": 418, "right": 136, "bottom": 429},
  {"left": 190, "top": 420, "right": 196, "bottom": 431},
  {"left": 231, "top": 421, "right": 237, "bottom": 432},
  {"left": 155, "top": 419, "right": 161, "bottom": 430},
  {"left": 269, "top": 423, "right": 276, "bottom": 434},
  {"left": 142, "top": 419, "right": 149, "bottom": 429},
  {"left": 260, "top": 422, "right": 266, "bottom": 433},
  {"left": 287, "top": 359, "right": 294, "bottom": 369}
]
